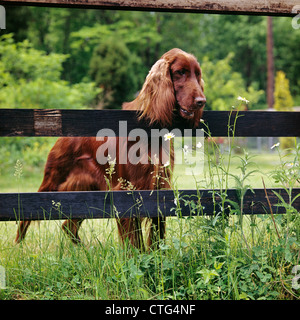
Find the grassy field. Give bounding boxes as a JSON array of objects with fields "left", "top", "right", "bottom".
[
  {"left": 0, "top": 144, "right": 286, "bottom": 192},
  {"left": 0, "top": 139, "right": 299, "bottom": 300}
]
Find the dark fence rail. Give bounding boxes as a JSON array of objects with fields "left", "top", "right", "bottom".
[
  {"left": 1, "top": 109, "right": 300, "bottom": 137},
  {"left": 0, "top": 0, "right": 298, "bottom": 16},
  {"left": 0, "top": 188, "right": 299, "bottom": 221}
]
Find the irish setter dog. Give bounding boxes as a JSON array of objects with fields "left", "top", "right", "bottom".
[{"left": 15, "top": 48, "right": 206, "bottom": 249}]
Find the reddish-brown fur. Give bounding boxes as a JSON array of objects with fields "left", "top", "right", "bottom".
[{"left": 15, "top": 48, "right": 206, "bottom": 249}]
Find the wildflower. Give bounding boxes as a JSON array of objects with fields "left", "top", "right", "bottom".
[
  {"left": 183, "top": 145, "right": 189, "bottom": 155},
  {"left": 105, "top": 154, "right": 116, "bottom": 176},
  {"left": 108, "top": 157, "right": 116, "bottom": 168},
  {"left": 52, "top": 200, "right": 61, "bottom": 210},
  {"left": 196, "top": 142, "right": 203, "bottom": 149},
  {"left": 152, "top": 153, "right": 159, "bottom": 165},
  {"left": 164, "top": 160, "right": 170, "bottom": 167},
  {"left": 287, "top": 162, "right": 298, "bottom": 168},
  {"left": 237, "top": 96, "right": 249, "bottom": 104},
  {"left": 270, "top": 142, "right": 280, "bottom": 150},
  {"left": 164, "top": 132, "right": 175, "bottom": 141},
  {"left": 14, "top": 160, "right": 23, "bottom": 179}
]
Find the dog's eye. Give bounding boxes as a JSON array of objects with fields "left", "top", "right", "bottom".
[{"left": 177, "top": 69, "right": 186, "bottom": 76}]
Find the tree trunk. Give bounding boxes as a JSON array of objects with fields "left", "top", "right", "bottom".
[{"left": 266, "top": 16, "right": 274, "bottom": 109}]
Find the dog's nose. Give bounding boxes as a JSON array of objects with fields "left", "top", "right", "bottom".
[{"left": 195, "top": 97, "right": 206, "bottom": 108}]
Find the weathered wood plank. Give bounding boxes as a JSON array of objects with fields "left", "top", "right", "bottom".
[
  {"left": 0, "top": 0, "right": 298, "bottom": 16},
  {"left": 34, "top": 109, "right": 62, "bottom": 136},
  {"left": 0, "top": 188, "right": 299, "bottom": 221},
  {"left": 0, "top": 109, "right": 299, "bottom": 137}
]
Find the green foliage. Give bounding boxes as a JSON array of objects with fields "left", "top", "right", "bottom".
[
  {"left": 89, "top": 38, "right": 139, "bottom": 108},
  {"left": 0, "top": 34, "right": 66, "bottom": 82},
  {"left": 2, "top": 8, "right": 300, "bottom": 103},
  {"left": 274, "top": 71, "right": 294, "bottom": 111},
  {"left": 1, "top": 130, "right": 299, "bottom": 300},
  {"left": 274, "top": 71, "right": 295, "bottom": 150},
  {"left": 71, "top": 19, "right": 161, "bottom": 107},
  {"left": 0, "top": 34, "right": 100, "bottom": 109},
  {"left": 0, "top": 137, "right": 56, "bottom": 176},
  {"left": 201, "top": 54, "right": 264, "bottom": 110},
  {"left": 273, "top": 18, "right": 300, "bottom": 97}
]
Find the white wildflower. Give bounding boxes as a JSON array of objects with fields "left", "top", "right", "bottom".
[
  {"left": 52, "top": 200, "right": 61, "bottom": 210},
  {"left": 164, "top": 132, "right": 175, "bottom": 141},
  {"left": 106, "top": 154, "right": 116, "bottom": 176},
  {"left": 270, "top": 142, "right": 280, "bottom": 150},
  {"left": 153, "top": 153, "right": 159, "bottom": 165},
  {"left": 164, "top": 160, "right": 170, "bottom": 167},
  {"left": 183, "top": 145, "right": 189, "bottom": 155},
  {"left": 196, "top": 142, "right": 202, "bottom": 149},
  {"left": 237, "top": 96, "right": 250, "bottom": 104},
  {"left": 108, "top": 157, "right": 116, "bottom": 167},
  {"left": 14, "top": 160, "right": 23, "bottom": 179},
  {"left": 287, "top": 162, "right": 299, "bottom": 168}
]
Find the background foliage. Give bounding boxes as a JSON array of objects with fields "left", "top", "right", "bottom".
[
  {"left": 1, "top": 7, "right": 300, "bottom": 111},
  {"left": 0, "top": 34, "right": 100, "bottom": 109}
]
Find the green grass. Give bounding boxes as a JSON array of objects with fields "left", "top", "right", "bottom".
[
  {"left": 0, "top": 147, "right": 287, "bottom": 193},
  {"left": 0, "top": 139, "right": 299, "bottom": 300},
  {"left": 175, "top": 151, "right": 283, "bottom": 189}
]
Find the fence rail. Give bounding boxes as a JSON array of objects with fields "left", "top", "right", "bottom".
[
  {"left": 0, "top": 188, "right": 299, "bottom": 221},
  {"left": 0, "top": 0, "right": 298, "bottom": 16},
  {"left": 1, "top": 109, "right": 300, "bottom": 137}
]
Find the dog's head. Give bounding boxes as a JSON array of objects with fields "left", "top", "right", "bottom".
[{"left": 136, "top": 48, "right": 206, "bottom": 127}]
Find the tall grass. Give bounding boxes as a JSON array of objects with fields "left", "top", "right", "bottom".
[{"left": 0, "top": 110, "right": 299, "bottom": 300}]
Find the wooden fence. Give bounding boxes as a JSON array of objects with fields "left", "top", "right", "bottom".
[
  {"left": 0, "top": 0, "right": 298, "bottom": 16},
  {"left": 0, "top": 0, "right": 299, "bottom": 223}
]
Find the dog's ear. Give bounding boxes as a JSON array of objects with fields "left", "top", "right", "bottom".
[{"left": 136, "top": 59, "right": 176, "bottom": 126}]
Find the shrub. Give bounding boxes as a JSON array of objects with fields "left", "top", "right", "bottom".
[
  {"left": 274, "top": 71, "right": 295, "bottom": 150},
  {"left": 0, "top": 34, "right": 100, "bottom": 109}
]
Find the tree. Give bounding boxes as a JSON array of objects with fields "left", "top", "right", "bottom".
[
  {"left": 201, "top": 54, "right": 264, "bottom": 111},
  {"left": 89, "top": 38, "right": 139, "bottom": 109},
  {"left": 266, "top": 17, "right": 274, "bottom": 109},
  {"left": 0, "top": 34, "right": 100, "bottom": 109},
  {"left": 274, "top": 71, "right": 294, "bottom": 150},
  {"left": 274, "top": 71, "right": 294, "bottom": 111},
  {"left": 3, "top": 8, "right": 300, "bottom": 106}
]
